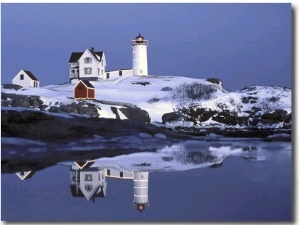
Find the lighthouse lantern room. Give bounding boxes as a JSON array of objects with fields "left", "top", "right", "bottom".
[{"left": 131, "top": 33, "right": 148, "bottom": 76}]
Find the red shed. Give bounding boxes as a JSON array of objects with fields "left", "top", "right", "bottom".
[{"left": 74, "top": 80, "right": 95, "bottom": 99}]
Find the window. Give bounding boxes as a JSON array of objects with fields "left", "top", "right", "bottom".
[
  {"left": 20, "top": 74, "right": 24, "bottom": 80},
  {"left": 85, "top": 184, "right": 93, "bottom": 192},
  {"left": 84, "top": 67, "right": 92, "bottom": 75},
  {"left": 120, "top": 172, "right": 123, "bottom": 178},
  {"left": 107, "top": 169, "right": 110, "bottom": 176},
  {"left": 98, "top": 68, "right": 100, "bottom": 75},
  {"left": 20, "top": 171, "right": 25, "bottom": 176},
  {"left": 119, "top": 70, "right": 122, "bottom": 76},
  {"left": 101, "top": 70, "right": 103, "bottom": 75},
  {"left": 85, "top": 174, "right": 93, "bottom": 181},
  {"left": 106, "top": 73, "right": 110, "bottom": 79},
  {"left": 101, "top": 60, "right": 103, "bottom": 66},
  {"left": 84, "top": 57, "right": 92, "bottom": 63}
]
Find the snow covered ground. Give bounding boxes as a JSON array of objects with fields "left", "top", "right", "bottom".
[
  {"left": 2, "top": 75, "right": 291, "bottom": 126},
  {"left": 60, "top": 137, "right": 291, "bottom": 172}
]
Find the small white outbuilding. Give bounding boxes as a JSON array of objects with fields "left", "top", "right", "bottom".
[{"left": 12, "top": 70, "right": 39, "bottom": 88}]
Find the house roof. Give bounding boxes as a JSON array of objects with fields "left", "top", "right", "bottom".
[
  {"left": 69, "top": 49, "right": 104, "bottom": 63},
  {"left": 16, "top": 171, "right": 36, "bottom": 180},
  {"left": 23, "top": 70, "right": 39, "bottom": 81},
  {"left": 78, "top": 80, "right": 95, "bottom": 89}
]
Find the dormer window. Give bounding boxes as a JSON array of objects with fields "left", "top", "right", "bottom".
[{"left": 84, "top": 57, "right": 92, "bottom": 64}]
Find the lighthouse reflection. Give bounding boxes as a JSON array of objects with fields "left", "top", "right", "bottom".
[{"left": 70, "top": 160, "right": 150, "bottom": 212}]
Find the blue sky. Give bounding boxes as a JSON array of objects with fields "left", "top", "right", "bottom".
[{"left": 1, "top": 3, "right": 292, "bottom": 90}]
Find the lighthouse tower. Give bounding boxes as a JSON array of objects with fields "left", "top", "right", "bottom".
[
  {"left": 132, "top": 171, "right": 149, "bottom": 212},
  {"left": 131, "top": 33, "right": 148, "bottom": 76}
]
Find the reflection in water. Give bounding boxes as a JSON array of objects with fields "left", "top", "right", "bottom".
[
  {"left": 14, "top": 140, "right": 285, "bottom": 213},
  {"left": 14, "top": 163, "right": 150, "bottom": 213},
  {"left": 70, "top": 161, "right": 150, "bottom": 212},
  {"left": 132, "top": 171, "right": 149, "bottom": 212},
  {"left": 14, "top": 142, "right": 267, "bottom": 213},
  {"left": 15, "top": 171, "right": 36, "bottom": 180},
  {"left": 70, "top": 165, "right": 107, "bottom": 202},
  {"left": 7, "top": 139, "right": 291, "bottom": 221}
]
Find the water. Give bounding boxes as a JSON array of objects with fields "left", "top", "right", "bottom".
[{"left": 1, "top": 139, "right": 292, "bottom": 222}]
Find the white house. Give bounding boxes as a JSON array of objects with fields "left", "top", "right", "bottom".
[
  {"left": 69, "top": 47, "right": 106, "bottom": 83},
  {"left": 79, "top": 167, "right": 107, "bottom": 201},
  {"left": 12, "top": 70, "right": 39, "bottom": 88}
]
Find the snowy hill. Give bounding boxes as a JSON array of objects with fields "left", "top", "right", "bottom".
[{"left": 1, "top": 75, "right": 292, "bottom": 131}]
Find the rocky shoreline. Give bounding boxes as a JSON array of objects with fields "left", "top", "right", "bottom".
[{"left": 1, "top": 83, "right": 292, "bottom": 142}]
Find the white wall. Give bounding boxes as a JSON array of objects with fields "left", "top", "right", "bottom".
[
  {"left": 105, "top": 166, "right": 133, "bottom": 179},
  {"left": 12, "top": 70, "right": 39, "bottom": 88},
  {"left": 79, "top": 169, "right": 107, "bottom": 200},
  {"left": 98, "top": 53, "right": 106, "bottom": 79},
  {"left": 78, "top": 50, "right": 100, "bottom": 81},
  {"left": 105, "top": 69, "right": 133, "bottom": 80},
  {"left": 133, "top": 171, "right": 149, "bottom": 204},
  {"left": 132, "top": 43, "right": 148, "bottom": 76}
]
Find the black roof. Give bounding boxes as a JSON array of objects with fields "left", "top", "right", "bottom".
[
  {"left": 23, "top": 70, "right": 39, "bottom": 81},
  {"left": 79, "top": 80, "right": 94, "bottom": 89},
  {"left": 69, "top": 49, "right": 103, "bottom": 63},
  {"left": 136, "top": 33, "right": 144, "bottom": 39}
]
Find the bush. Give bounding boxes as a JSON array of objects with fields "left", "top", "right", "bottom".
[
  {"left": 148, "top": 97, "right": 160, "bottom": 103},
  {"left": 172, "top": 82, "right": 217, "bottom": 102},
  {"left": 268, "top": 96, "right": 280, "bottom": 102},
  {"left": 161, "top": 86, "right": 173, "bottom": 91}
]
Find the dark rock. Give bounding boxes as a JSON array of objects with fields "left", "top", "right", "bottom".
[
  {"left": 49, "top": 102, "right": 100, "bottom": 117},
  {"left": 209, "top": 162, "right": 223, "bottom": 168},
  {"left": 60, "top": 103, "right": 79, "bottom": 114},
  {"left": 195, "top": 109, "right": 216, "bottom": 122},
  {"left": 1, "top": 92, "right": 46, "bottom": 109},
  {"left": 162, "top": 156, "right": 174, "bottom": 161},
  {"left": 2, "top": 84, "right": 23, "bottom": 90},
  {"left": 111, "top": 106, "right": 120, "bottom": 119},
  {"left": 162, "top": 112, "right": 184, "bottom": 124},
  {"left": 1, "top": 109, "right": 185, "bottom": 144},
  {"left": 261, "top": 109, "right": 289, "bottom": 124},
  {"left": 119, "top": 107, "right": 150, "bottom": 123},
  {"left": 178, "top": 107, "right": 219, "bottom": 124},
  {"left": 241, "top": 96, "right": 258, "bottom": 104},
  {"left": 11, "top": 96, "right": 31, "bottom": 108},
  {"left": 131, "top": 81, "right": 151, "bottom": 86},
  {"left": 28, "top": 96, "right": 44, "bottom": 108},
  {"left": 48, "top": 106, "right": 61, "bottom": 113},
  {"left": 212, "top": 110, "right": 238, "bottom": 125},
  {"left": 285, "top": 113, "right": 292, "bottom": 124},
  {"left": 161, "top": 87, "right": 173, "bottom": 91},
  {"left": 206, "top": 78, "right": 222, "bottom": 85}
]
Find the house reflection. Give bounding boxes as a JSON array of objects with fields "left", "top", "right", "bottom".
[
  {"left": 70, "top": 161, "right": 150, "bottom": 212},
  {"left": 70, "top": 163, "right": 106, "bottom": 203}
]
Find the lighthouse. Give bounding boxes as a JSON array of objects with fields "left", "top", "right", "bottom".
[
  {"left": 132, "top": 171, "right": 149, "bottom": 212},
  {"left": 131, "top": 33, "right": 148, "bottom": 76}
]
